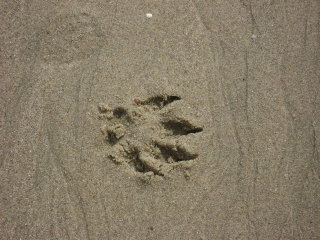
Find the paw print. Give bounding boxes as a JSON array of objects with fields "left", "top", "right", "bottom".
[{"left": 98, "top": 94, "right": 203, "bottom": 179}]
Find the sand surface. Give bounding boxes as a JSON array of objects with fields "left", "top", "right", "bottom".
[{"left": 0, "top": 1, "right": 319, "bottom": 239}]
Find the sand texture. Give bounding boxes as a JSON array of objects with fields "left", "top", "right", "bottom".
[{"left": 0, "top": 1, "right": 319, "bottom": 239}]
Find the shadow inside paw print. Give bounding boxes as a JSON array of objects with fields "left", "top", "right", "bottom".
[{"left": 98, "top": 94, "right": 203, "bottom": 180}]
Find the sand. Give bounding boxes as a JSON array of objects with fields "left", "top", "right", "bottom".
[{"left": 0, "top": 1, "right": 319, "bottom": 239}]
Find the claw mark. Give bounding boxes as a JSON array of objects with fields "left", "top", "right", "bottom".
[
  {"left": 154, "top": 140, "right": 198, "bottom": 162},
  {"left": 111, "top": 107, "right": 133, "bottom": 123},
  {"left": 141, "top": 94, "right": 181, "bottom": 108},
  {"left": 98, "top": 94, "right": 203, "bottom": 179},
  {"left": 113, "top": 107, "right": 128, "bottom": 118},
  {"left": 105, "top": 124, "right": 125, "bottom": 145},
  {"left": 162, "top": 118, "right": 203, "bottom": 135},
  {"left": 126, "top": 148, "right": 152, "bottom": 174}
]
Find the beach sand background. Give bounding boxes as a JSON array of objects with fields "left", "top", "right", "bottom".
[{"left": 0, "top": 1, "right": 319, "bottom": 239}]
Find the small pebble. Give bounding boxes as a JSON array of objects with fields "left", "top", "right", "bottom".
[{"left": 134, "top": 98, "right": 142, "bottom": 105}]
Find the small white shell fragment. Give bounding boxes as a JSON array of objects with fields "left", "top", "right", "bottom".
[{"left": 146, "top": 13, "right": 152, "bottom": 18}]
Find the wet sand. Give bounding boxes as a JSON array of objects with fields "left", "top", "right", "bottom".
[{"left": 0, "top": 1, "right": 319, "bottom": 239}]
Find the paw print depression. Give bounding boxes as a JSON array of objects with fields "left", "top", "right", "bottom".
[{"left": 98, "top": 94, "right": 203, "bottom": 179}]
